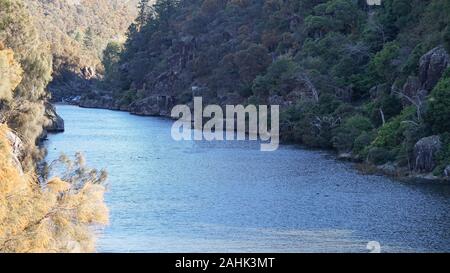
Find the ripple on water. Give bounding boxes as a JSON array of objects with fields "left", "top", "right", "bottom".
[{"left": 46, "top": 105, "right": 450, "bottom": 253}]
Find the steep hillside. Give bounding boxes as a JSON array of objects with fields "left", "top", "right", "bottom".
[
  {"left": 0, "top": 124, "right": 108, "bottom": 253},
  {"left": 99, "top": 0, "right": 450, "bottom": 178},
  {"left": 1, "top": 0, "right": 109, "bottom": 252},
  {"left": 0, "top": 0, "right": 53, "bottom": 170},
  {"left": 23, "top": 0, "right": 140, "bottom": 101}
]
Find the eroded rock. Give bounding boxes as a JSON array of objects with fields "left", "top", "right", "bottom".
[
  {"left": 414, "top": 135, "right": 442, "bottom": 173},
  {"left": 419, "top": 46, "right": 450, "bottom": 92},
  {"left": 44, "top": 102, "right": 64, "bottom": 133}
]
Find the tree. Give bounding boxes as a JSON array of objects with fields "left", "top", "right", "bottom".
[
  {"left": 426, "top": 70, "right": 450, "bottom": 134},
  {"left": 370, "top": 42, "right": 400, "bottom": 83},
  {"left": 0, "top": 45, "right": 22, "bottom": 101},
  {"left": 84, "top": 27, "right": 95, "bottom": 49},
  {"left": 102, "top": 41, "right": 122, "bottom": 80},
  {"left": 444, "top": 26, "right": 450, "bottom": 54},
  {"left": 137, "top": 0, "right": 150, "bottom": 29},
  {"left": 332, "top": 115, "right": 373, "bottom": 152},
  {"left": 0, "top": 130, "right": 109, "bottom": 253}
]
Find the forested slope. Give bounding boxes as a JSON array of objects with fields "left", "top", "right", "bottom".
[
  {"left": 1, "top": 0, "right": 108, "bottom": 252},
  {"left": 101, "top": 0, "right": 450, "bottom": 178},
  {"left": 24, "top": 0, "right": 140, "bottom": 101}
]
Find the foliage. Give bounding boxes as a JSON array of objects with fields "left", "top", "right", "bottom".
[
  {"left": 252, "top": 58, "right": 299, "bottom": 97},
  {"left": 102, "top": 42, "right": 123, "bottom": 81},
  {"left": 434, "top": 133, "right": 450, "bottom": 175},
  {"left": 102, "top": 0, "right": 450, "bottom": 174},
  {"left": 0, "top": 45, "right": 22, "bottom": 101},
  {"left": 332, "top": 115, "right": 373, "bottom": 152},
  {"left": 426, "top": 70, "right": 450, "bottom": 135},
  {"left": 0, "top": 125, "right": 108, "bottom": 253},
  {"left": 370, "top": 42, "right": 400, "bottom": 83},
  {"left": 0, "top": 0, "right": 53, "bottom": 170}
]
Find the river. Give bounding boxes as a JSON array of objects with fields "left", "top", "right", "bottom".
[{"left": 44, "top": 105, "right": 450, "bottom": 253}]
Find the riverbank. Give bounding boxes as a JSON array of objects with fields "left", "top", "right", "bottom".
[
  {"left": 45, "top": 104, "right": 450, "bottom": 252},
  {"left": 61, "top": 101, "right": 449, "bottom": 183}
]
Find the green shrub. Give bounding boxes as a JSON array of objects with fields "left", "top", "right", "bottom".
[
  {"left": 332, "top": 115, "right": 373, "bottom": 152},
  {"left": 370, "top": 95, "right": 403, "bottom": 127},
  {"left": 370, "top": 42, "right": 400, "bottom": 83},
  {"left": 252, "top": 58, "right": 299, "bottom": 97},
  {"left": 426, "top": 70, "right": 450, "bottom": 135},
  {"left": 369, "top": 106, "right": 419, "bottom": 164},
  {"left": 443, "top": 26, "right": 450, "bottom": 54},
  {"left": 353, "top": 131, "right": 376, "bottom": 157},
  {"left": 433, "top": 133, "right": 450, "bottom": 175},
  {"left": 367, "top": 147, "right": 395, "bottom": 165}
]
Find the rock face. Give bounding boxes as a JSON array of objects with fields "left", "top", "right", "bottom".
[
  {"left": 80, "top": 66, "right": 96, "bottom": 80},
  {"left": 401, "top": 76, "right": 426, "bottom": 104},
  {"left": 414, "top": 135, "right": 442, "bottom": 173},
  {"left": 128, "top": 95, "right": 175, "bottom": 116},
  {"left": 44, "top": 102, "right": 64, "bottom": 133},
  {"left": 4, "top": 130, "right": 25, "bottom": 175},
  {"left": 401, "top": 46, "right": 450, "bottom": 104},
  {"left": 418, "top": 46, "right": 450, "bottom": 92},
  {"left": 79, "top": 94, "right": 117, "bottom": 110}
]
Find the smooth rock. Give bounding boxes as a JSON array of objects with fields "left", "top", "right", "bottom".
[{"left": 414, "top": 135, "right": 442, "bottom": 173}]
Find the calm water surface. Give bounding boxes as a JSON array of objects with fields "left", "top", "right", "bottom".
[{"left": 45, "top": 105, "right": 450, "bottom": 252}]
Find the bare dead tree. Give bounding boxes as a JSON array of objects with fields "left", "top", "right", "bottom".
[
  {"left": 392, "top": 88, "right": 424, "bottom": 122},
  {"left": 379, "top": 108, "right": 386, "bottom": 125}
]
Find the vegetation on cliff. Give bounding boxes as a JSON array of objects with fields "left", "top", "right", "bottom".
[
  {"left": 23, "top": 0, "right": 140, "bottom": 101},
  {"left": 1, "top": 0, "right": 109, "bottom": 252},
  {"left": 1, "top": 125, "right": 108, "bottom": 252},
  {"left": 0, "top": 0, "right": 53, "bottom": 170},
  {"left": 103, "top": 0, "right": 450, "bottom": 178}
]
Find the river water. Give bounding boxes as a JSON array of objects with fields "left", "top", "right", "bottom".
[{"left": 44, "top": 105, "right": 450, "bottom": 253}]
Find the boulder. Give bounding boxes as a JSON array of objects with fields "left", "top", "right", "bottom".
[
  {"left": 44, "top": 103, "right": 64, "bottom": 133},
  {"left": 401, "top": 76, "right": 428, "bottom": 104},
  {"left": 378, "top": 162, "right": 398, "bottom": 177},
  {"left": 414, "top": 135, "right": 442, "bottom": 173},
  {"left": 337, "top": 152, "right": 353, "bottom": 161},
  {"left": 419, "top": 46, "right": 450, "bottom": 92},
  {"left": 80, "top": 66, "right": 96, "bottom": 80}
]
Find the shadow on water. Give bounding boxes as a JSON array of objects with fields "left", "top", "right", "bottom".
[{"left": 45, "top": 105, "right": 450, "bottom": 253}]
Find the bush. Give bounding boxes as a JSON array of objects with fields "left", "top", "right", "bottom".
[
  {"left": 434, "top": 133, "right": 450, "bottom": 175},
  {"left": 370, "top": 42, "right": 400, "bottom": 83},
  {"left": 332, "top": 115, "right": 373, "bottom": 152},
  {"left": 0, "top": 125, "right": 108, "bottom": 253},
  {"left": 426, "top": 70, "right": 450, "bottom": 135},
  {"left": 370, "top": 95, "right": 403, "bottom": 127},
  {"left": 354, "top": 131, "right": 376, "bottom": 157},
  {"left": 252, "top": 58, "right": 299, "bottom": 97},
  {"left": 443, "top": 26, "right": 450, "bottom": 54},
  {"left": 372, "top": 115, "right": 404, "bottom": 148},
  {"left": 367, "top": 147, "right": 395, "bottom": 165}
]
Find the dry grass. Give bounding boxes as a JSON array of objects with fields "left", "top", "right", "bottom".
[{"left": 0, "top": 124, "right": 109, "bottom": 253}]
